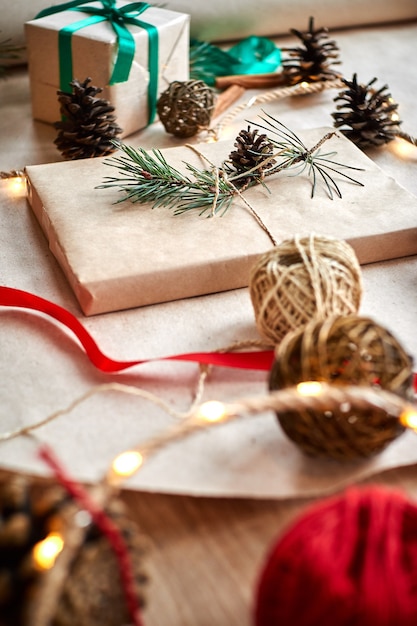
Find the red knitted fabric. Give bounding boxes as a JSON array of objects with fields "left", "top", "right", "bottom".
[{"left": 254, "top": 486, "right": 417, "bottom": 626}]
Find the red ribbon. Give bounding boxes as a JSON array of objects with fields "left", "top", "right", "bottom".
[
  {"left": 39, "top": 444, "right": 144, "bottom": 626},
  {"left": 0, "top": 286, "right": 274, "bottom": 372},
  {"left": 1, "top": 286, "right": 416, "bottom": 393}
]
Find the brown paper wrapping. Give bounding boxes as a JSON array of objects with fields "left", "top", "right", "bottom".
[
  {"left": 26, "top": 128, "right": 417, "bottom": 316},
  {"left": 25, "top": 4, "right": 190, "bottom": 137}
]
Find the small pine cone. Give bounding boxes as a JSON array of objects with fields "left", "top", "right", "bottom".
[
  {"left": 332, "top": 74, "right": 401, "bottom": 148},
  {"left": 54, "top": 77, "right": 122, "bottom": 160},
  {"left": 45, "top": 498, "right": 148, "bottom": 626},
  {"left": 281, "top": 17, "right": 341, "bottom": 85},
  {"left": 0, "top": 475, "right": 148, "bottom": 626},
  {"left": 228, "top": 126, "right": 276, "bottom": 188},
  {"left": 0, "top": 475, "right": 68, "bottom": 626}
]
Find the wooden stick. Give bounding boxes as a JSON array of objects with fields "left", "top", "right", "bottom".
[
  {"left": 212, "top": 84, "right": 246, "bottom": 119},
  {"left": 215, "top": 72, "right": 287, "bottom": 90}
]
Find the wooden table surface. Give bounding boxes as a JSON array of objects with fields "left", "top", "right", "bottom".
[{"left": 123, "top": 464, "right": 417, "bottom": 626}]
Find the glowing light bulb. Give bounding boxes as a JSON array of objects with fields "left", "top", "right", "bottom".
[
  {"left": 33, "top": 533, "right": 64, "bottom": 570},
  {"left": 389, "top": 139, "right": 416, "bottom": 159},
  {"left": 299, "top": 81, "right": 310, "bottom": 89},
  {"left": 400, "top": 408, "right": 417, "bottom": 431},
  {"left": 197, "top": 401, "right": 227, "bottom": 422},
  {"left": 296, "top": 381, "right": 323, "bottom": 397},
  {"left": 112, "top": 450, "right": 144, "bottom": 477},
  {"left": 7, "top": 175, "right": 26, "bottom": 197},
  {"left": 391, "top": 112, "right": 400, "bottom": 122}
]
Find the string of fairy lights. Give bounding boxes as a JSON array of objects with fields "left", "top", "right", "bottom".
[{"left": 27, "top": 379, "right": 417, "bottom": 571}]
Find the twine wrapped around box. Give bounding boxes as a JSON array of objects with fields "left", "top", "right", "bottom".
[
  {"left": 249, "top": 235, "right": 363, "bottom": 346},
  {"left": 268, "top": 314, "right": 414, "bottom": 460}
]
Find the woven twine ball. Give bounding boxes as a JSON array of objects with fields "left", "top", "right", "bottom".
[
  {"left": 249, "top": 235, "right": 363, "bottom": 346},
  {"left": 156, "top": 79, "right": 216, "bottom": 138},
  {"left": 255, "top": 486, "right": 417, "bottom": 626},
  {"left": 268, "top": 314, "right": 414, "bottom": 460}
]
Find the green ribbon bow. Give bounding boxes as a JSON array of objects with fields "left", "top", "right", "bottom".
[{"left": 35, "top": 0, "right": 158, "bottom": 123}]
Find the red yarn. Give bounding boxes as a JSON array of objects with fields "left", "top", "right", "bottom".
[{"left": 254, "top": 486, "right": 417, "bottom": 626}]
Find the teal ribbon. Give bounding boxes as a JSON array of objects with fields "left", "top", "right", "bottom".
[
  {"left": 190, "top": 36, "right": 281, "bottom": 86},
  {"left": 35, "top": 0, "right": 158, "bottom": 123}
]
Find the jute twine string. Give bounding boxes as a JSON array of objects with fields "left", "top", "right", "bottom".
[
  {"left": 396, "top": 130, "right": 417, "bottom": 147},
  {"left": 249, "top": 234, "right": 363, "bottom": 346},
  {"left": 211, "top": 78, "right": 344, "bottom": 140},
  {"left": 0, "top": 340, "right": 269, "bottom": 444},
  {"left": 103, "top": 383, "right": 417, "bottom": 476},
  {"left": 185, "top": 143, "right": 278, "bottom": 245}
]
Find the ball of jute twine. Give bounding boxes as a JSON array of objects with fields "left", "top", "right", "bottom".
[
  {"left": 249, "top": 234, "right": 363, "bottom": 346},
  {"left": 268, "top": 314, "right": 414, "bottom": 460}
]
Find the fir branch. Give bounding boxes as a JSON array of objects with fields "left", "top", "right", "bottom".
[
  {"left": 0, "top": 35, "right": 24, "bottom": 76},
  {"left": 249, "top": 113, "right": 364, "bottom": 198},
  {"left": 99, "top": 142, "right": 235, "bottom": 216},
  {"left": 189, "top": 39, "right": 235, "bottom": 86},
  {"left": 99, "top": 116, "right": 364, "bottom": 216}
]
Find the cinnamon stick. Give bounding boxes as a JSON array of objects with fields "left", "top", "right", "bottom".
[
  {"left": 215, "top": 72, "right": 287, "bottom": 90},
  {"left": 212, "top": 84, "right": 246, "bottom": 119}
]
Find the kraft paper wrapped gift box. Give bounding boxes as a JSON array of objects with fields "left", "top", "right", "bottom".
[
  {"left": 25, "top": 128, "right": 417, "bottom": 316},
  {"left": 25, "top": 2, "right": 190, "bottom": 138}
]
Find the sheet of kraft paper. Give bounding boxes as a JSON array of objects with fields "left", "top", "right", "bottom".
[{"left": 0, "top": 22, "right": 417, "bottom": 499}]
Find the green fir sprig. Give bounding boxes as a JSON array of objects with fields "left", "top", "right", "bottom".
[
  {"left": 99, "top": 143, "right": 234, "bottom": 216},
  {"left": 99, "top": 115, "right": 364, "bottom": 216},
  {"left": 251, "top": 113, "right": 365, "bottom": 198},
  {"left": 0, "top": 35, "right": 24, "bottom": 76}
]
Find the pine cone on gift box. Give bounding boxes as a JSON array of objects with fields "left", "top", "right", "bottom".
[
  {"left": 332, "top": 74, "right": 401, "bottom": 148},
  {"left": 227, "top": 126, "right": 276, "bottom": 189},
  {"left": 281, "top": 16, "right": 342, "bottom": 85},
  {"left": 54, "top": 77, "right": 122, "bottom": 160},
  {"left": 0, "top": 474, "right": 148, "bottom": 626}
]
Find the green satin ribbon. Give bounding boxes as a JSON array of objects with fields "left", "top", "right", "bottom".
[
  {"left": 190, "top": 35, "right": 281, "bottom": 86},
  {"left": 35, "top": 1, "right": 158, "bottom": 123}
]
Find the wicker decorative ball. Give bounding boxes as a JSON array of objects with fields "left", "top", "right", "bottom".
[
  {"left": 249, "top": 235, "right": 362, "bottom": 346},
  {"left": 157, "top": 80, "right": 216, "bottom": 138},
  {"left": 268, "top": 314, "right": 414, "bottom": 460}
]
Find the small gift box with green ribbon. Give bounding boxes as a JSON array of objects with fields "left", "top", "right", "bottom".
[{"left": 25, "top": 1, "right": 190, "bottom": 137}]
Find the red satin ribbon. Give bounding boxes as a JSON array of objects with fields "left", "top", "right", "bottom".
[
  {"left": 0, "top": 286, "right": 274, "bottom": 372},
  {"left": 1, "top": 286, "right": 416, "bottom": 393}
]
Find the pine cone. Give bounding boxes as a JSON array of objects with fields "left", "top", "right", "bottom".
[
  {"left": 0, "top": 475, "right": 148, "bottom": 626},
  {"left": 0, "top": 475, "right": 68, "bottom": 626},
  {"left": 44, "top": 498, "right": 148, "bottom": 626},
  {"left": 332, "top": 74, "right": 401, "bottom": 148},
  {"left": 227, "top": 126, "right": 276, "bottom": 188},
  {"left": 281, "top": 17, "right": 341, "bottom": 85},
  {"left": 54, "top": 77, "right": 122, "bottom": 160}
]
